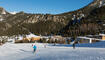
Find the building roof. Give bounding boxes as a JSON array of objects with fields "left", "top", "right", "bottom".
[
  {"left": 78, "top": 36, "right": 92, "bottom": 39},
  {"left": 26, "top": 33, "right": 40, "bottom": 38},
  {"left": 77, "top": 36, "right": 102, "bottom": 41},
  {"left": 99, "top": 34, "right": 105, "bottom": 36}
]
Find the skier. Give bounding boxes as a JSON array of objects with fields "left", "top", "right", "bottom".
[{"left": 32, "top": 44, "right": 37, "bottom": 53}]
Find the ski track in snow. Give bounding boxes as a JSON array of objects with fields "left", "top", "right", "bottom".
[{"left": 0, "top": 43, "right": 105, "bottom": 60}]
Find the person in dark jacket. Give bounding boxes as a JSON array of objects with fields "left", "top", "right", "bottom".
[
  {"left": 72, "top": 41, "right": 78, "bottom": 49},
  {"left": 73, "top": 43, "right": 75, "bottom": 49}
]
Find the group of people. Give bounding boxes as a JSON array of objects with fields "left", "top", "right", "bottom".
[{"left": 32, "top": 40, "right": 77, "bottom": 53}]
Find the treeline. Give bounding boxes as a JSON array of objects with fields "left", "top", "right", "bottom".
[
  {"left": 60, "top": 6, "right": 105, "bottom": 37},
  {"left": 60, "top": 22, "right": 101, "bottom": 37},
  {"left": 20, "top": 20, "right": 64, "bottom": 35}
]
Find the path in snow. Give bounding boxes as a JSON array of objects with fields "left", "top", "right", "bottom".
[{"left": 0, "top": 43, "right": 105, "bottom": 60}]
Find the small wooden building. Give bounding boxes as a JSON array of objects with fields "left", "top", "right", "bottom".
[
  {"left": 23, "top": 34, "right": 41, "bottom": 41},
  {"left": 99, "top": 34, "right": 105, "bottom": 40}
]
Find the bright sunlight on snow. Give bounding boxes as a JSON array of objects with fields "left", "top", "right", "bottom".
[{"left": 0, "top": 42, "right": 105, "bottom": 60}]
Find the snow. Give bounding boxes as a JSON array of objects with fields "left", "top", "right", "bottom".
[
  {"left": 2, "top": 10, "right": 6, "bottom": 14},
  {"left": 0, "top": 42, "right": 105, "bottom": 60},
  {"left": 26, "top": 33, "right": 40, "bottom": 38},
  {"left": 9, "top": 11, "right": 17, "bottom": 15},
  {"left": 99, "top": 1, "right": 103, "bottom": 7},
  {"left": 0, "top": 18, "right": 4, "bottom": 21},
  {"left": 16, "top": 35, "right": 23, "bottom": 40}
]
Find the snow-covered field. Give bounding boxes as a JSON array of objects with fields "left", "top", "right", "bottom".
[{"left": 0, "top": 42, "right": 105, "bottom": 60}]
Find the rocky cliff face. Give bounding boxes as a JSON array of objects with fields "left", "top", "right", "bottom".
[
  {"left": 23, "top": 14, "right": 66, "bottom": 24},
  {"left": 0, "top": 7, "right": 7, "bottom": 14},
  {"left": 0, "top": 7, "right": 9, "bottom": 21},
  {"left": 0, "top": 0, "right": 105, "bottom": 36}
]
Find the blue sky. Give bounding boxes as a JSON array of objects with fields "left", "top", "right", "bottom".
[{"left": 0, "top": 0, "right": 93, "bottom": 14}]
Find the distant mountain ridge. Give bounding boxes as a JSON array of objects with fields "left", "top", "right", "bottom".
[{"left": 0, "top": 0, "right": 105, "bottom": 36}]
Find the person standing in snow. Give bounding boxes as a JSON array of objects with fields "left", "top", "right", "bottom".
[
  {"left": 73, "top": 41, "right": 77, "bottom": 49},
  {"left": 73, "top": 43, "right": 75, "bottom": 49},
  {"left": 72, "top": 41, "right": 78, "bottom": 49},
  {"left": 32, "top": 44, "right": 37, "bottom": 53}
]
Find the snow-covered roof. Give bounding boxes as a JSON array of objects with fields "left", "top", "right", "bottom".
[
  {"left": 78, "top": 36, "right": 92, "bottom": 39},
  {"left": 77, "top": 36, "right": 102, "bottom": 41},
  {"left": 26, "top": 33, "right": 40, "bottom": 38},
  {"left": 99, "top": 34, "right": 105, "bottom": 36}
]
